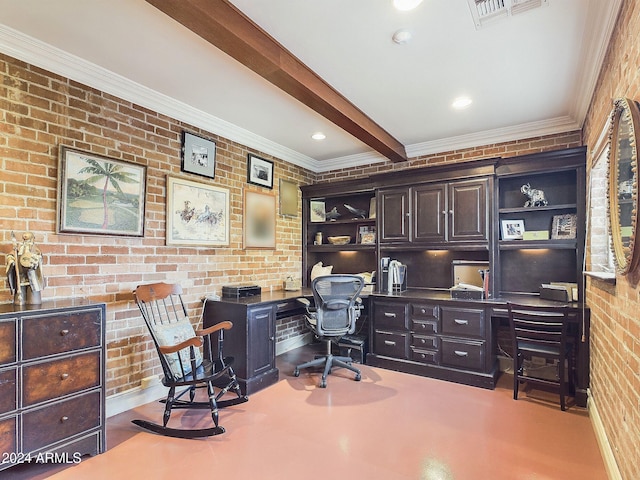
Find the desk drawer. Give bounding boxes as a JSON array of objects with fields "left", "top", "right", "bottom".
[
  {"left": 441, "top": 307, "right": 485, "bottom": 338},
  {"left": 411, "top": 334, "right": 438, "bottom": 350},
  {"left": 22, "top": 309, "right": 102, "bottom": 359},
  {"left": 23, "top": 352, "right": 101, "bottom": 407},
  {"left": 411, "top": 319, "right": 438, "bottom": 334},
  {"left": 22, "top": 391, "right": 101, "bottom": 453},
  {"left": 410, "top": 348, "right": 438, "bottom": 364},
  {"left": 441, "top": 338, "right": 484, "bottom": 371},
  {"left": 374, "top": 331, "right": 409, "bottom": 359},
  {"left": 410, "top": 304, "right": 439, "bottom": 320},
  {"left": 374, "top": 302, "right": 408, "bottom": 330}
]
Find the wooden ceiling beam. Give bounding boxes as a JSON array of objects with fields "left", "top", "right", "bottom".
[{"left": 145, "top": 0, "right": 408, "bottom": 162}]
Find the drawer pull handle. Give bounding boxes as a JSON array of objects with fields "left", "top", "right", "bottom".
[
  {"left": 420, "top": 308, "right": 426, "bottom": 314},
  {"left": 277, "top": 303, "right": 289, "bottom": 309},
  {"left": 256, "top": 314, "right": 269, "bottom": 320},
  {"left": 60, "top": 329, "right": 70, "bottom": 336},
  {"left": 384, "top": 312, "right": 397, "bottom": 318},
  {"left": 384, "top": 340, "right": 396, "bottom": 346},
  {"left": 454, "top": 350, "right": 469, "bottom": 357},
  {"left": 454, "top": 319, "right": 469, "bottom": 325},
  {"left": 60, "top": 416, "right": 69, "bottom": 423},
  {"left": 60, "top": 373, "right": 69, "bottom": 380}
]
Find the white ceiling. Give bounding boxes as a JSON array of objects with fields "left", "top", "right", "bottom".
[{"left": 0, "top": 0, "right": 621, "bottom": 172}]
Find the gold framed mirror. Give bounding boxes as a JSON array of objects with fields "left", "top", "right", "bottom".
[{"left": 608, "top": 97, "right": 640, "bottom": 275}]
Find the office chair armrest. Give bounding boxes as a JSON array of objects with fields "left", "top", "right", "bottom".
[
  {"left": 158, "top": 336, "right": 203, "bottom": 355},
  {"left": 297, "top": 297, "right": 311, "bottom": 307},
  {"left": 195, "top": 320, "right": 233, "bottom": 337}
]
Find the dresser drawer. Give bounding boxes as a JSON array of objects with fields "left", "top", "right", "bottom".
[
  {"left": 0, "top": 368, "right": 17, "bottom": 414},
  {"left": 441, "top": 338, "right": 485, "bottom": 371},
  {"left": 373, "top": 302, "right": 409, "bottom": 330},
  {"left": 0, "top": 320, "right": 17, "bottom": 366},
  {"left": 411, "top": 334, "right": 438, "bottom": 350},
  {"left": 374, "top": 331, "right": 409, "bottom": 359},
  {"left": 22, "top": 309, "right": 102, "bottom": 360},
  {"left": 23, "top": 352, "right": 101, "bottom": 407},
  {"left": 441, "top": 307, "right": 485, "bottom": 338},
  {"left": 410, "top": 348, "right": 438, "bottom": 364},
  {"left": 22, "top": 391, "right": 101, "bottom": 453},
  {"left": 0, "top": 416, "right": 17, "bottom": 457}
]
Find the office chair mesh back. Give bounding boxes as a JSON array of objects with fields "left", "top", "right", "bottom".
[{"left": 312, "top": 276, "right": 362, "bottom": 336}]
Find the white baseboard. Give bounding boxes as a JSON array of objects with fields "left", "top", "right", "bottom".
[
  {"left": 589, "top": 393, "right": 622, "bottom": 480},
  {"left": 276, "top": 332, "right": 313, "bottom": 356},
  {"left": 106, "top": 376, "right": 166, "bottom": 418}
]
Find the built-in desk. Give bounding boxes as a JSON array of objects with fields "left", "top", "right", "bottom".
[
  {"left": 367, "top": 290, "right": 590, "bottom": 407},
  {"left": 205, "top": 289, "right": 589, "bottom": 407},
  {"left": 203, "top": 290, "right": 312, "bottom": 395}
]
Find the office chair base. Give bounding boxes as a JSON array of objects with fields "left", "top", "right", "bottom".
[
  {"left": 293, "top": 354, "right": 361, "bottom": 388},
  {"left": 131, "top": 419, "right": 225, "bottom": 438}
]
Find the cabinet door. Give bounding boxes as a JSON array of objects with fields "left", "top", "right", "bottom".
[
  {"left": 379, "top": 188, "right": 410, "bottom": 242},
  {"left": 246, "top": 305, "right": 275, "bottom": 379},
  {"left": 449, "top": 179, "right": 488, "bottom": 242},
  {"left": 413, "top": 184, "right": 446, "bottom": 242}
]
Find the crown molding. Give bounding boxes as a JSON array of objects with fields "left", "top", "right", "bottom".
[{"left": 0, "top": 24, "right": 319, "bottom": 172}]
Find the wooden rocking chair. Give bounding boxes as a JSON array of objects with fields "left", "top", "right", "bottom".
[{"left": 133, "top": 282, "right": 248, "bottom": 438}]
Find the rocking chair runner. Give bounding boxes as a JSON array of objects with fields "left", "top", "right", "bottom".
[{"left": 133, "top": 282, "right": 248, "bottom": 438}]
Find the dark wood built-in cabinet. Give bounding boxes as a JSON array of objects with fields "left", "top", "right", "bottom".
[
  {"left": 301, "top": 147, "right": 589, "bottom": 398},
  {"left": 0, "top": 301, "right": 106, "bottom": 471}
]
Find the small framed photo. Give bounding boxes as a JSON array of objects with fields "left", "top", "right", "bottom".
[
  {"left": 551, "top": 214, "right": 577, "bottom": 239},
  {"left": 310, "top": 200, "right": 326, "bottom": 222},
  {"left": 244, "top": 189, "right": 276, "bottom": 249},
  {"left": 279, "top": 179, "right": 298, "bottom": 217},
  {"left": 181, "top": 131, "right": 216, "bottom": 179},
  {"left": 247, "top": 154, "right": 274, "bottom": 189},
  {"left": 358, "top": 225, "right": 376, "bottom": 245},
  {"left": 501, "top": 219, "right": 525, "bottom": 240},
  {"left": 57, "top": 146, "right": 146, "bottom": 237}
]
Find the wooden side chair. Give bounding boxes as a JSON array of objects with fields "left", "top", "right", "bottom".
[
  {"left": 133, "top": 282, "right": 248, "bottom": 438},
  {"left": 507, "top": 302, "right": 574, "bottom": 411}
]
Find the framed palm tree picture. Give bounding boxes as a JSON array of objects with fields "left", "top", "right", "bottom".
[{"left": 57, "top": 146, "right": 147, "bottom": 236}]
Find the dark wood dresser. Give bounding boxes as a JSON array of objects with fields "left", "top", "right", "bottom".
[{"left": 0, "top": 300, "right": 106, "bottom": 471}]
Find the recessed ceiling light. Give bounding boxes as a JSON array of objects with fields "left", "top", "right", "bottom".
[
  {"left": 392, "top": 29, "right": 413, "bottom": 44},
  {"left": 452, "top": 96, "right": 473, "bottom": 109},
  {"left": 393, "top": 0, "right": 424, "bottom": 11},
  {"left": 312, "top": 132, "right": 326, "bottom": 140}
]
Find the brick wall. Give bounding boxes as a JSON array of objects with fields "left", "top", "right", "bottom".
[
  {"left": 581, "top": 1, "right": 640, "bottom": 478},
  {"left": 0, "top": 53, "right": 313, "bottom": 396}
]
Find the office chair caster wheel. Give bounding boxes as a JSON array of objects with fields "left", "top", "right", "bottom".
[
  {"left": 293, "top": 368, "right": 300, "bottom": 377},
  {"left": 355, "top": 373, "right": 361, "bottom": 381},
  {"left": 319, "top": 379, "right": 327, "bottom": 388}
]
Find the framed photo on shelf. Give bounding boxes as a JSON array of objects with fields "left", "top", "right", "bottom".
[
  {"left": 244, "top": 190, "right": 276, "bottom": 249},
  {"left": 57, "top": 146, "right": 146, "bottom": 237},
  {"left": 181, "top": 131, "right": 216, "bottom": 179},
  {"left": 551, "top": 214, "right": 577, "bottom": 239},
  {"left": 166, "top": 176, "right": 229, "bottom": 246},
  {"left": 501, "top": 219, "right": 525, "bottom": 240},
  {"left": 247, "top": 154, "right": 274, "bottom": 189},
  {"left": 310, "top": 200, "right": 326, "bottom": 222},
  {"left": 357, "top": 225, "right": 376, "bottom": 244}
]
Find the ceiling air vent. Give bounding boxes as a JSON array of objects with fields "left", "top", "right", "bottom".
[{"left": 467, "top": 0, "right": 549, "bottom": 29}]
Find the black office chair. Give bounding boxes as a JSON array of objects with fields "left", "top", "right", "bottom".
[
  {"left": 133, "top": 282, "right": 248, "bottom": 438},
  {"left": 507, "top": 302, "right": 574, "bottom": 411},
  {"left": 293, "top": 275, "right": 364, "bottom": 388}
]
